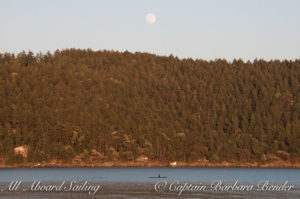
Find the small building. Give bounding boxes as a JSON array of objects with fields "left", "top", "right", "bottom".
[
  {"left": 197, "top": 158, "right": 209, "bottom": 163},
  {"left": 50, "top": 159, "right": 58, "bottom": 165},
  {"left": 136, "top": 155, "right": 149, "bottom": 162},
  {"left": 169, "top": 161, "right": 177, "bottom": 167},
  {"left": 72, "top": 155, "right": 82, "bottom": 163},
  {"left": 14, "top": 145, "right": 29, "bottom": 158}
]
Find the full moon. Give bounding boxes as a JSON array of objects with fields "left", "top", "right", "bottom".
[{"left": 145, "top": 13, "right": 156, "bottom": 24}]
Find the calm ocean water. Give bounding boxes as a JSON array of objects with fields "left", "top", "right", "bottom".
[
  {"left": 0, "top": 167, "right": 299, "bottom": 182},
  {"left": 0, "top": 168, "right": 300, "bottom": 198}
]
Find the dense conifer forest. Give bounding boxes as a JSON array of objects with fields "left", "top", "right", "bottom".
[{"left": 0, "top": 49, "right": 299, "bottom": 165}]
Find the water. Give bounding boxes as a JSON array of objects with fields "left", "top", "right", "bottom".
[
  {"left": 0, "top": 167, "right": 299, "bottom": 183},
  {"left": 0, "top": 168, "right": 299, "bottom": 198}
]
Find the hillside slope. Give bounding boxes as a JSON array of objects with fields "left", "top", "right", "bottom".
[{"left": 0, "top": 49, "right": 299, "bottom": 165}]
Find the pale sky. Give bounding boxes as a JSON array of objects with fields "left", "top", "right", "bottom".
[{"left": 1, "top": 0, "right": 300, "bottom": 60}]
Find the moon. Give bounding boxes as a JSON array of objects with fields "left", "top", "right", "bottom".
[{"left": 145, "top": 13, "right": 156, "bottom": 24}]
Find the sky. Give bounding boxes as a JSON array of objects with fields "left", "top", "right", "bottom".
[{"left": 1, "top": 0, "right": 300, "bottom": 61}]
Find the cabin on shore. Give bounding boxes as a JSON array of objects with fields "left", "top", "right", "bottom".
[
  {"left": 169, "top": 161, "right": 177, "bottom": 167},
  {"left": 197, "top": 158, "right": 209, "bottom": 163},
  {"left": 136, "top": 155, "right": 149, "bottom": 162},
  {"left": 14, "top": 145, "right": 29, "bottom": 158},
  {"left": 72, "top": 155, "right": 82, "bottom": 163}
]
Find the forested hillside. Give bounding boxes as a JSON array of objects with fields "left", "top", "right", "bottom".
[{"left": 0, "top": 49, "right": 299, "bottom": 164}]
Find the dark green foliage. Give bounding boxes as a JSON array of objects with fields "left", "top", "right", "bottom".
[{"left": 0, "top": 49, "right": 299, "bottom": 163}]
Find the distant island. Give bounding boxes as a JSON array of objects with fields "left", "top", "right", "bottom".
[{"left": 0, "top": 49, "right": 299, "bottom": 168}]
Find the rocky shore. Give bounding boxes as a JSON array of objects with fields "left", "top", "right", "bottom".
[{"left": 1, "top": 160, "right": 300, "bottom": 169}]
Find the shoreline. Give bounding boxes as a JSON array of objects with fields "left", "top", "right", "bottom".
[{"left": 1, "top": 161, "right": 300, "bottom": 169}]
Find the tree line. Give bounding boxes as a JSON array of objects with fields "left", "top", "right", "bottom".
[{"left": 0, "top": 49, "right": 299, "bottom": 164}]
